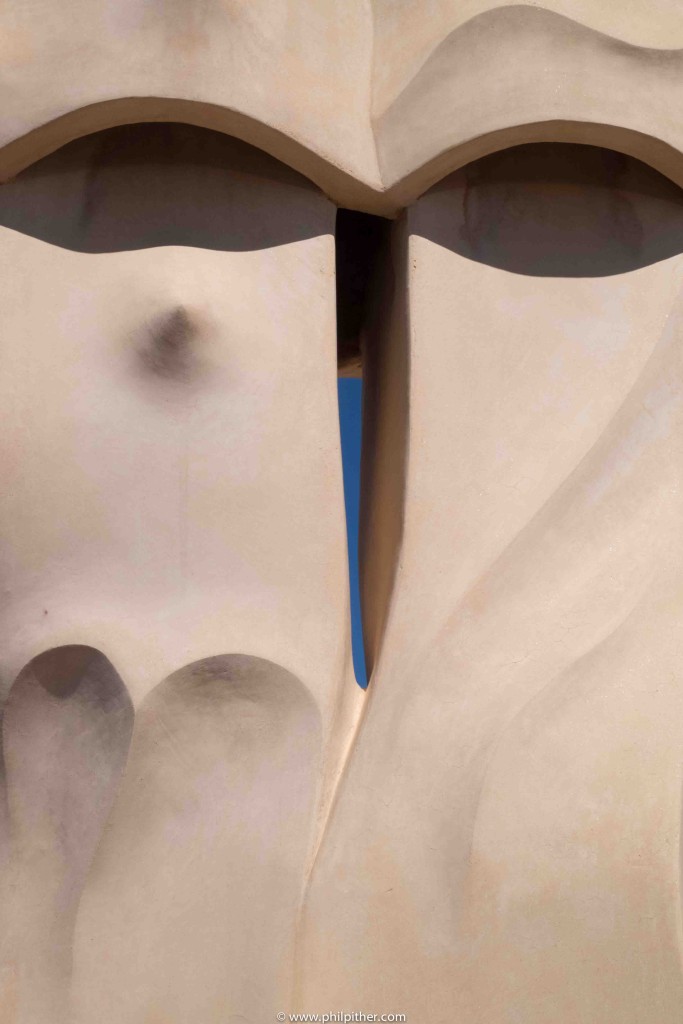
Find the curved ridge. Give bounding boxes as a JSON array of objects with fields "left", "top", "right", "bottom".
[
  {"left": 71, "top": 653, "right": 322, "bottom": 1022},
  {"left": 377, "top": 4, "right": 683, "bottom": 206},
  {"left": 373, "top": 2, "right": 683, "bottom": 120},
  {"left": 423, "top": 274, "right": 683, "bottom": 664},
  {"left": 381, "top": 4, "right": 683, "bottom": 121},
  {"left": 0, "top": 96, "right": 390, "bottom": 215},
  {"left": 3, "top": 5, "right": 683, "bottom": 214}
]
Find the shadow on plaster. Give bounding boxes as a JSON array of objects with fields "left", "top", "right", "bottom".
[
  {"left": 0, "top": 123, "right": 331, "bottom": 253},
  {"left": 1, "top": 646, "right": 133, "bottom": 1024},
  {"left": 0, "top": 648, "right": 321, "bottom": 1020},
  {"left": 4, "top": 8, "right": 683, "bottom": 214},
  {"left": 414, "top": 143, "right": 683, "bottom": 276},
  {"left": 376, "top": 6, "right": 683, "bottom": 203}
]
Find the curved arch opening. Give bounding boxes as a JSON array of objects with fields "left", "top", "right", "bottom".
[
  {"left": 0, "top": 97, "right": 383, "bottom": 212},
  {"left": 414, "top": 141, "right": 683, "bottom": 276},
  {"left": 387, "top": 122, "right": 683, "bottom": 211},
  {"left": 0, "top": 121, "right": 327, "bottom": 253}
]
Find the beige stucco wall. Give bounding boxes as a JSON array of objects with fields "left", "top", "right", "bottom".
[
  {"left": 300, "top": 145, "right": 683, "bottom": 1023},
  {"left": 1, "top": 5, "right": 683, "bottom": 1023},
  {"left": 0, "top": 124, "right": 361, "bottom": 1024},
  {"left": 3, "top": 2, "right": 683, "bottom": 210}
]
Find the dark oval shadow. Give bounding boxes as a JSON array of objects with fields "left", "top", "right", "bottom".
[
  {"left": 414, "top": 143, "right": 683, "bottom": 276},
  {"left": 0, "top": 122, "right": 332, "bottom": 253}
]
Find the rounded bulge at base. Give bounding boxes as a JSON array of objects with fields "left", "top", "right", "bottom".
[
  {"left": 70, "top": 653, "right": 322, "bottom": 1024},
  {"left": 0, "top": 123, "right": 351, "bottom": 718}
]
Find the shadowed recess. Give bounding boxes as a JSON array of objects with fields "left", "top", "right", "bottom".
[
  {"left": 335, "top": 210, "right": 391, "bottom": 684},
  {"left": 375, "top": 4, "right": 683, "bottom": 201},
  {"left": 72, "top": 654, "right": 321, "bottom": 1024},
  {"left": 336, "top": 210, "right": 387, "bottom": 376},
  {"left": 2, "top": 646, "right": 133, "bottom": 1024},
  {"left": 416, "top": 143, "right": 683, "bottom": 276},
  {"left": 0, "top": 122, "right": 331, "bottom": 253},
  {"left": 355, "top": 219, "right": 407, "bottom": 681}
]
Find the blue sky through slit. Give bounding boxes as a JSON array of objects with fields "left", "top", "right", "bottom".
[{"left": 337, "top": 378, "right": 367, "bottom": 688}]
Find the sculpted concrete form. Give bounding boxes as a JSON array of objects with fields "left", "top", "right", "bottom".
[
  {"left": 302, "top": 145, "right": 683, "bottom": 1021},
  {"left": 5, "top": 2, "right": 683, "bottom": 209},
  {"left": 0, "top": 123, "right": 359, "bottom": 1022},
  {"left": 1, "top": 5, "right": 683, "bottom": 1023}
]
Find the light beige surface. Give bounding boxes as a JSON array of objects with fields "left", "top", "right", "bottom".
[
  {"left": 2, "top": 4, "right": 683, "bottom": 1023},
  {"left": 300, "top": 145, "right": 683, "bottom": 1022},
  {"left": 0, "top": 0, "right": 380, "bottom": 206},
  {"left": 0, "top": 125, "right": 350, "bottom": 716},
  {"left": 0, "top": 125, "right": 361, "bottom": 1023},
  {"left": 4, "top": 2, "right": 683, "bottom": 210},
  {"left": 370, "top": 0, "right": 683, "bottom": 111},
  {"left": 73, "top": 655, "right": 322, "bottom": 1024},
  {"left": 375, "top": 5, "right": 683, "bottom": 205}
]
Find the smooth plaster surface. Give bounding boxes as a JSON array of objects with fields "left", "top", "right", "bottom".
[
  {"left": 0, "top": 124, "right": 361, "bottom": 1022},
  {"left": 2, "top": 4, "right": 683, "bottom": 1022},
  {"left": 300, "top": 144, "right": 683, "bottom": 1022},
  {"left": 4, "top": 3, "right": 683, "bottom": 210}
]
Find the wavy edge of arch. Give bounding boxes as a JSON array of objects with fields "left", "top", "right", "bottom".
[
  {"left": 0, "top": 96, "right": 395, "bottom": 217},
  {"left": 383, "top": 120, "right": 683, "bottom": 210},
  {"left": 7, "top": 107, "right": 683, "bottom": 218}
]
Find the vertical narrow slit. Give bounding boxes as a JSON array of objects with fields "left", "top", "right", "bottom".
[
  {"left": 336, "top": 209, "right": 387, "bottom": 688},
  {"left": 337, "top": 377, "right": 366, "bottom": 687}
]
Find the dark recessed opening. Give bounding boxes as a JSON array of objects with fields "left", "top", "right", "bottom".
[
  {"left": 335, "top": 209, "right": 389, "bottom": 687},
  {"left": 418, "top": 142, "right": 683, "bottom": 277},
  {"left": 335, "top": 209, "right": 388, "bottom": 375}
]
